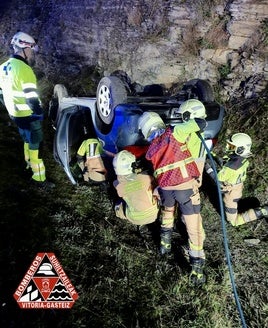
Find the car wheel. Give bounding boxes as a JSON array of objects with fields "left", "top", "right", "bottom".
[
  {"left": 182, "top": 79, "right": 215, "bottom": 102},
  {"left": 96, "top": 76, "right": 127, "bottom": 125},
  {"left": 110, "top": 70, "right": 133, "bottom": 94},
  {"left": 48, "top": 84, "right": 69, "bottom": 128},
  {"left": 142, "top": 84, "right": 164, "bottom": 96}
]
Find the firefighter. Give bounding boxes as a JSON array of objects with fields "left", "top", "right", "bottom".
[
  {"left": 112, "top": 150, "right": 159, "bottom": 227},
  {"left": 76, "top": 138, "right": 108, "bottom": 183},
  {"left": 176, "top": 99, "right": 207, "bottom": 187},
  {"left": 217, "top": 133, "right": 268, "bottom": 225},
  {"left": 139, "top": 102, "right": 207, "bottom": 286},
  {"left": 0, "top": 32, "right": 54, "bottom": 189}
]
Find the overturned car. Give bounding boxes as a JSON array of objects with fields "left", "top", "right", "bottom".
[{"left": 48, "top": 74, "right": 225, "bottom": 185}]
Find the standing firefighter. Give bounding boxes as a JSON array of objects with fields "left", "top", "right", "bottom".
[
  {"left": 113, "top": 150, "right": 159, "bottom": 227},
  {"left": 176, "top": 99, "right": 207, "bottom": 187},
  {"left": 139, "top": 100, "right": 208, "bottom": 286},
  {"left": 217, "top": 133, "right": 268, "bottom": 225},
  {"left": 0, "top": 32, "right": 54, "bottom": 189}
]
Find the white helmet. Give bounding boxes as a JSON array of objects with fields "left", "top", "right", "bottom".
[
  {"left": 226, "top": 133, "right": 252, "bottom": 157},
  {"left": 138, "top": 112, "right": 166, "bottom": 140},
  {"left": 113, "top": 150, "right": 136, "bottom": 175},
  {"left": 177, "top": 99, "right": 207, "bottom": 122},
  {"left": 11, "top": 32, "right": 38, "bottom": 51}
]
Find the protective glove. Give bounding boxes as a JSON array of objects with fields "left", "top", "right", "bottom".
[
  {"left": 220, "top": 183, "right": 230, "bottom": 194},
  {"left": 205, "top": 161, "right": 217, "bottom": 182}
]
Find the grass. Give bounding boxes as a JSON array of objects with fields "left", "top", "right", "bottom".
[{"left": 0, "top": 85, "right": 267, "bottom": 327}]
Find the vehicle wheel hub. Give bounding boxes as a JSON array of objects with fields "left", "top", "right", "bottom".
[{"left": 98, "top": 85, "right": 111, "bottom": 117}]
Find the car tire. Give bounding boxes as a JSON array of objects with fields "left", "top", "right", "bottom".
[
  {"left": 110, "top": 70, "right": 134, "bottom": 94},
  {"left": 48, "top": 84, "right": 69, "bottom": 128},
  {"left": 142, "top": 84, "right": 164, "bottom": 96},
  {"left": 182, "top": 79, "right": 215, "bottom": 102},
  {"left": 96, "top": 76, "right": 127, "bottom": 126}
]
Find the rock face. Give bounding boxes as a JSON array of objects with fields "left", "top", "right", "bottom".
[{"left": 0, "top": 0, "right": 267, "bottom": 100}]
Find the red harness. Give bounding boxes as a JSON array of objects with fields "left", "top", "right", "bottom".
[{"left": 146, "top": 127, "right": 200, "bottom": 187}]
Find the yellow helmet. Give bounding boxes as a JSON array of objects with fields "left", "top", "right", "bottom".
[
  {"left": 226, "top": 133, "right": 252, "bottom": 157},
  {"left": 138, "top": 112, "right": 166, "bottom": 140},
  {"left": 177, "top": 99, "right": 207, "bottom": 122},
  {"left": 113, "top": 150, "right": 136, "bottom": 175}
]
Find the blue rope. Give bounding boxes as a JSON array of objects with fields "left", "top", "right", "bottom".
[{"left": 198, "top": 133, "right": 247, "bottom": 328}]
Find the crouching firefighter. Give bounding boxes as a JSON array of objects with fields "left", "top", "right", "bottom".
[
  {"left": 77, "top": 138, "right": 108, "bottom": 184},
  {"left": 139, "top": 108, "right": 207, "bottom": 286},
  {"left": 112, "top": 150, "right": 159, "bottom": 227},
  {"left": 213, "top": 133, "right": 268, "bottom": 226}
]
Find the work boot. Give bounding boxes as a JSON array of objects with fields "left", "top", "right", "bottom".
[
  {"left": 189, "top": 257, "right": 206, "bottom": 286},
  {"left": 160, "top": 227, "right": 172, "bottom": 255},
  {"left": 254, "top": 206, "right": 268, "bottom": 219}
]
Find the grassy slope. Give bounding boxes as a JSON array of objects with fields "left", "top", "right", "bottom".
[{"left": 0, "top": 91, "right": 267, "bottom": 328}]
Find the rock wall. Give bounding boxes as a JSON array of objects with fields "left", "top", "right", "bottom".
[{"left": 0, "top": 0, "right": 267, "bottom": 100}]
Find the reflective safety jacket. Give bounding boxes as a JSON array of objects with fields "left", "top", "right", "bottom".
[
  {"left": 146, "top": 126, "right": 200, "bottom": 188},
  {"left": 0, "top": 55, "right": 43, "bottom": 118},
  {"left": 77, "top": 138, "right": 106, "bottom": 173},
  {"left": 217, "top": 153, "right": 249, "bottom": 185},
  {"left": 113, "top": 173, "right": 159, "bottom": 224}
]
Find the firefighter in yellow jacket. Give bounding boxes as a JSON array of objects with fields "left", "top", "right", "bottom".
[
  {"left": 139, "top": 100, "right": 207, "bottom": 286},
  {"left": 0, "top": 32, "right": 54, "bottom": 189},
  {"left": 176, "top": 99, "right": 207, "bottom": 187},
  {"left": 217, "top": 133, "right": 268, "bottom": 226},
  {"left": 77, "top": 138, "right": 108, "bottom": 183},
  {"left": 113, "top": 150, "right": 159, "bottom": 226}
]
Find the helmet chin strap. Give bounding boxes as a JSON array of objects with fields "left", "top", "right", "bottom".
[{"left": 22, "top": 48, "right": 29, "bottom": 63}]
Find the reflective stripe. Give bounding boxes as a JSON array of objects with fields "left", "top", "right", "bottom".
[
  {"left": 199, "top": 142, "right": 206, "bottom": 158},
  {"left": 127, "top": 205, "right": 158, "bottom": 220},
  {"left": 31, "top": 160, "right": 46, "bottom": 182},
  {"left": 13, "top": 90, "right": 25, "bottom": 97},
  {"left": 32, "top": 169, "right": 45, "bottom": 176},
  {"left": 23, "top": 82, "right": 36, "bottom": 89},
  {"left": 189, "top": 241, "right": 203, "bottom": 251},
  {"left": 89, "top": 142, "right": 98, "bottom": 157},
  {"left": 13, "top": 89, "right": 38, "bottom": 98},
  {"left": 25, "top": 91, "right": 39, "bottom": 98},
  {"left": 161, "top": 217, "right": 174, "bottom": 227},
  {"left": 188, "top": 248, "right": 205, "bottom": 259},
  {"left": 189, "top": 241, "right": 205, "bottom": 259},
  {"left": 180, "top": 144, "right": 188, "bottom": 151},
  {"left": 195, "top": 157, "right": 205, "bottom": 163},
  {"left": 225, "top": 206, "right": 237, "bottom": 214},
  {"left": 15, "top": 103, "right": 31, "bottom": 111},
  {"left": 229, "top": 214, "right": 244, "bottom": 226},
  {"left": 154, "top": 158, "right": 195, "bottom": 178},
  {"left": 86, "top": 154, "right": 101, "bottom": 159},
  {"left": 240, "top": 209, "right": 258, "bottom": 224}
]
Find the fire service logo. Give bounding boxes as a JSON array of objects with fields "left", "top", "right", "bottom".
[{"left": 13, "top": 253, "right": 78, "bottom": 309}]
